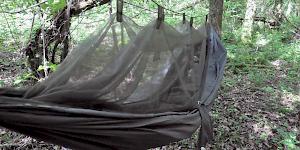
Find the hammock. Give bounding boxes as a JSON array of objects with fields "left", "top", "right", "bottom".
[{"left": 0, "top": 15, "right": 226, "bottom": 150}]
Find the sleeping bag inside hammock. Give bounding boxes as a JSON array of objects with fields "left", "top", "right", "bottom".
[{"left": 0, "top": 14, "right": 226, "bottom": 150}]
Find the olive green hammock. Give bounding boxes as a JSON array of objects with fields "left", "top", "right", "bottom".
[{"left": 0, "top": 15, "right": 226, "bottom": 150}]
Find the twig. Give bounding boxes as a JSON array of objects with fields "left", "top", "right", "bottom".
[
  {"left": 70, "top": 10, "right": 86, "bottom": 34},
  {"left": 69, "top": 0, "right": 102, "bottom": 34}
]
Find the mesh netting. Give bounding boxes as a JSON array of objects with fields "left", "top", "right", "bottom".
[
  {"left": 24, "top": 14, "right": 207, "bottom": 113},
  {"left": 0, "top": 14, "right": 226, "bottom": 149}
]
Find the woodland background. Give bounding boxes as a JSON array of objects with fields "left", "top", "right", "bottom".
[{"left": 0, "top": 0, "right": 299, "bottom": 149}]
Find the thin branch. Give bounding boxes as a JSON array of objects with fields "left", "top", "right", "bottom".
[
  {"left": 124, "top": 1, "right": 157, "bottom": 14},
  {"left": 178, "top": 1, "right": 201, "bottom": 12},
  {"left": 0, "top": 0, "right": 47, "bottom": 14},
  {"left": 29, "top": 13, "right": 36, "bottom": 42},
  {"left": 70, "top": 0, "right": 111, "bottom": 15},
  {"left": 0, "top": 7, "right": 21, "bottom": 50},
  {"left": 150, "top": 0, "right": 185, "bottom": 16},
  {"left": 36, "top": 0, "right": 48, "bottom": 78},
  {"left": 70, "top": 12, "right": 86, "bottom": 34}
]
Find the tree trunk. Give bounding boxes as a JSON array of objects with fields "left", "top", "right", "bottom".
[
  {"left": 296, "top": 2, "right": 300, "bottom": 16},
  {"left": 23, "top": 0, "right": 110, "bottom": 78},
  {"left": 60, "top": 0, "right": 72, "bottom": 62},
  {"left": 285, "top": 1, "right": 293, "bottom": 17},
  {"left": 208, "top": 0, "right": 224, "bottom": 37},
  {"left": 241, "top": 0, "right": 256, "bottom": 43},
  {"left": 272, "top": 0, "right": 284, "bottom": 26}
]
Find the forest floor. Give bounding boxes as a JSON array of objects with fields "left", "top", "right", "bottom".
[{"left": 0, "top": 51, "right": 299, "bottom": 150}]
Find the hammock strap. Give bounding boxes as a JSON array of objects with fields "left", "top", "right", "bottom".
[
  {"left": 197, "top": 23, "right": 213, "bottom": 148},
  {"left": 197, "top": 104, "right": 213, "bottom": 148}
]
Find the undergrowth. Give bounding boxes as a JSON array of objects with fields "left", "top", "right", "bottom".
[{"left": 218, "top": 23, "right": 300, "bottom": 149}]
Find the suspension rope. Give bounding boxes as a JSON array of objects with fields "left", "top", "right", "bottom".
[
  {"left": 1, "top": 0, "right": 203, "bottom": 36},
  {"left": 124, "top": 1, "right": 157, "bottom": 14},
  {"left": 1, "top": 0, "right": 202, "bottom": 19},
  {"left": 123, "top": 0, "right": 201, "bottom": 22},
  {"left": 150, "top": 0, "right": 182, "bottom": 15}
]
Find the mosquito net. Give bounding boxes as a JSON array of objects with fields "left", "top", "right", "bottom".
[{"left": 0, "top": 14, "right": 226, "bottom": 150}]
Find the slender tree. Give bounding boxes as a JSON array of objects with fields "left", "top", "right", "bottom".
[
  {"left": 273, "top": 0, "right": 284, "bottom": 25},
  {"left": 208, "top": 0, "right": 224, "bottom": 37},
  {"left": 241, "top": 0, "right": 257, "bottom": 43},
  {"left": 296, "top": 1, "right": 300, "bottom": 16}
]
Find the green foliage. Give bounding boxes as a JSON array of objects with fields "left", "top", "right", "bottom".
[
  {"left": 274, "top": 128, "right": 300, "bottom": 149},
  {"left": 37, "top": 63, "right": 58, "bottom": 72},
  {"left": 0, "top": 0, "right": 35, "bottom": 10},
  {"left": 248, "top": 70, "right": 265, "bottom": 86},
  {"left": 42, "top": 0, "right": 66, "bottom": 14},
  {"left": 261, "top": 86, "right": 275, "bottom": 93},
  {"left": 13, "top": 72, "right": 36, "bottom": 86},
  {"left": 0, "top": 80, "right": 4, "bottom": 87}
]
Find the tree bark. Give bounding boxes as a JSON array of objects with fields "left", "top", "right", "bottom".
[
  {"left": 296, "top": 2, "right": 300, "bottom": 16},
  {"left": 285, "top": 1, "right": 293, "bottom": 17},
  {"left": 271, "top": 0, "right": 284, "bottom": 26},
  {"left": 241, "top": 0, "right": 256, "bottom": 43},
  {"left": 60, "top": 0, "right": 72, "bottom": 62},
  {"left": 208, "top": 0, "right": 224, "bottom": 37},
  {"left": 23, "top": 0, "right": 110, "bottom": 78}
]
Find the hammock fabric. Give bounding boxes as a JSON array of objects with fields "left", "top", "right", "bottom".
[{"left": 0, "top": 15, "right": 226, "bottom": 150}]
